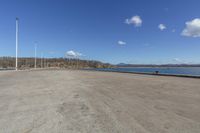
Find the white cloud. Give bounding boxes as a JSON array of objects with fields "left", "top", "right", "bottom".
[
  {"left": 125, "top": 15, "right": 142, "bottom": 27},
  {"left": 118, "top": 40, "right": 126, "bottom": 45},
  {"left": 181, "top": 18, "right": 200, "bottom": 37},
  {"left": 172, "top": 58, "right": 188, "bottom": 64},
  {"left": 173, "top": 58, "right": 182, "bottom": 63},
  {"left": 158, "top": 24, "right": 166, "bottom": 31},
  {"left": 66, "top": 50, "right": 82, "bottom": 58}
]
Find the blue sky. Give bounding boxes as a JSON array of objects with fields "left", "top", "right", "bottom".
[{"left": 0, "top": 0, "right": 200, "bottom": 64}]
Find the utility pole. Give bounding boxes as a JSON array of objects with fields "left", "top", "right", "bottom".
[
  {"left": 34, "top": 43, "right": 37, "bottom": 69},
  {"left": 15, "top": 18, "right": 19, "bottom": 71}
]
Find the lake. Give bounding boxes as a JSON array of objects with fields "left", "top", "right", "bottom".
[{"left": 92, "top": 67, "right": 200, "bottom": 77}]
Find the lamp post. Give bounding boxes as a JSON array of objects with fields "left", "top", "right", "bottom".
[{"left": 15, "top": 18, "right": 19, "bottom": 71}]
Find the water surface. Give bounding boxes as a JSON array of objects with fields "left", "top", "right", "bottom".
[{"left": 93, "top": 67, "right": 200, "bottom": 76}]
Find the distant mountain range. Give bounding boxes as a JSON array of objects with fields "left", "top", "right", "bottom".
[{"left": 117, "top": 63, "right": 200, "bottom": 67}]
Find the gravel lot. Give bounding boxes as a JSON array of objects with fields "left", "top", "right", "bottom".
[{"left": 0, "top": 70, "right": 200, "bottom": 133}]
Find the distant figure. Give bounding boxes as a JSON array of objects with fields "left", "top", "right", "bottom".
[{"left": 155, "top": 71, "right": 159, "bottom": 74}]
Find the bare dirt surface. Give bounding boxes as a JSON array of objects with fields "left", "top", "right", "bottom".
[{"left": 0, "top": 70, "right": 200, "bottom": 133}]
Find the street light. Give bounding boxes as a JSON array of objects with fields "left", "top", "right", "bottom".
[{"left": 15, "top": 18, "right": 19, "bottom": 71}]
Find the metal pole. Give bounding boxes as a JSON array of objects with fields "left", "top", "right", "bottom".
[
  {"left": 34, "top": 43, "right": 37, "bottom": 69},
  {"left": 15, "top": 18, "right": 19, "bottom": 71}
]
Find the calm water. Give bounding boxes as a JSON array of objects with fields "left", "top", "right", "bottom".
[{"left": 93, "top": 67, "right": 200, "bottom": 76}]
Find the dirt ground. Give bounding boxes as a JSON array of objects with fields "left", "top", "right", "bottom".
[{"left": 0, "top": 70, "right": 200, "bottom": 133}]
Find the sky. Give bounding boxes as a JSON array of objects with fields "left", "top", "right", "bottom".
[{"left": 0, "top": 0, "right": 200, "bottom": 64}]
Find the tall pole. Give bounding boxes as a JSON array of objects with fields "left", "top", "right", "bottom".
[
  {"left": 34, "top": 43, "right": 37, "bottom": 69},
  {"left": 15, "top": 18, "right": 19, "bottom": 71}
]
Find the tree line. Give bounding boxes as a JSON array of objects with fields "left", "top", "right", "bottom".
[{"left": 0, "top": 57, "right": 113, "bottom": 69}]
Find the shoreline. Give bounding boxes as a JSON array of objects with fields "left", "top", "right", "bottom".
[
  {"left": 85, "top": 69, "right": 200, "bottom": 79},
  {"left": 1, "top": 67, "right": 200, "bottom": 79},
  {"left": 0, "top": 67, "right": 200, "bottom": 79}
]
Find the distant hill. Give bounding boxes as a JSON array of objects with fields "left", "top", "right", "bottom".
[
  {"left": 117, "top": 63, "right": 128, "bottom": 66},
  {"left": 0, "top": 57, "right": 113, "bottom": 69},
  {"left": 116, "top": 63, "right": 200, "bottom": 67}
]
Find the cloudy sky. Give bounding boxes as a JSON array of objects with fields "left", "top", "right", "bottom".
[{"left": 0, "top": 0, "right": 200, "bottom": 64}]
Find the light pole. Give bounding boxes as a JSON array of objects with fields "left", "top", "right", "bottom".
[{"left": 15, "top": 18, "right": 19, "bottom": 71}]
